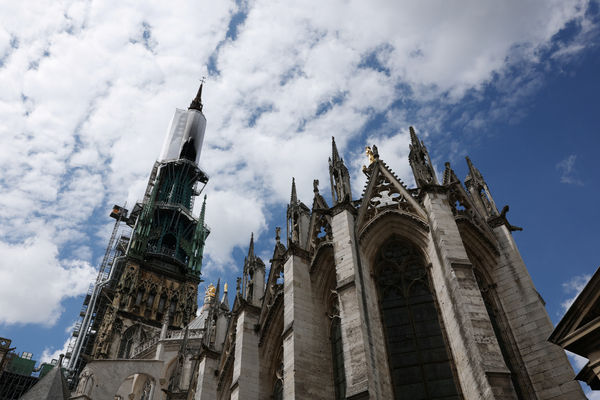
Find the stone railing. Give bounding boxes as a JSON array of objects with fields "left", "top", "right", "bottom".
[
  {"left": 131, "top": 337, "right": 159, "bottom": 359},
  {"left": 165, "top": 329, "right": 204, "bottom": 340},
  {"left": 131, "top": 328, "right": 204, "bottom": 358}
]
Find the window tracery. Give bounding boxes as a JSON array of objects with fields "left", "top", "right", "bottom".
[
  {"left": 375, "top": 238, "right": 460, "bottom": 399},
  {"left": 117, "top": 326, "right": 135, "bottom": 359}
]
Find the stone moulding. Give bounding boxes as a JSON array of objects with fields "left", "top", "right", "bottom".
[{"left": 358, "top": 208, "right": 429, "bottom": 241}]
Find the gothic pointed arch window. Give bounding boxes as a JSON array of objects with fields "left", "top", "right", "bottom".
[
  {"left": 118, "top": 326, "right": 136, "bottom": 359},
  {"left": 375, "top": 237, "right": 461, "bottom": 399}
]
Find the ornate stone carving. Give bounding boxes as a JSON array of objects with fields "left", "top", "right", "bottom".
[{"left": 362, "top": 173, "right": 416, "bottom": 223}]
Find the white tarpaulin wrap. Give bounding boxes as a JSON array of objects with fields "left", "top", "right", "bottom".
[{"left": 159, "top": 108, "right": 206, "bottom": 164}]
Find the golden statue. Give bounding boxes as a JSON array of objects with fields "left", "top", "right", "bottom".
[
  {"left": 224, "top": 283, "right": 228, "bottom": 293},
  {"left": 206, "top": 283, "right": 216, "bottom": 298},
  {"left": 365, "top": 146, "right": 375, "bottom": 164}
]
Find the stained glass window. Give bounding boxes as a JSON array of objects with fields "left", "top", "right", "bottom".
[{"left": 375, "top": 238, "right": 460, "bottom": 399}]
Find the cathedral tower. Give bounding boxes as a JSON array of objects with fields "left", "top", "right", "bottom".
[{"left": 92, "top": 84, "right": 210, "bottom": 360}]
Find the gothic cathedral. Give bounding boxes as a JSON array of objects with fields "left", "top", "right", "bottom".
[{"left": 66, "top": 86, "right": 584, "bottom": 400}]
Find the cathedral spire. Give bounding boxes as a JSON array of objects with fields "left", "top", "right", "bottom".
[
  {"left": 189, "top": 82, "right": 203, "bottom": 112},
  {"left": 408, "top": 126, "right": 438, "bottom": 187},
  {"left": 329, "top": 136, "right": 352, "bottom": 205}
]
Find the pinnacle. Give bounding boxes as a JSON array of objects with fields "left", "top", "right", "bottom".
[
  {"left": 248, "top": 232, "right": 255, "bottom": 259},
  {"left": 331, "top": 136, "right": 341, "bottom": 162},
  {"left": 409, "top": 126, "right": 420, "bottom": 147},
  {"left": 465, "top": 156, "right": 481, "bottom": 182},
  {"left": 220, "top": 285, "right": 230, "bottom": 311},
  {"left": 199, "top": 195, "right": 207, "bottom": 224},
  {"left": 290, "top": 177, "right": 298, "bottom": 204}
]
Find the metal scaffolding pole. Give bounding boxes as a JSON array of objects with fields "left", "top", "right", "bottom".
[{"left": 64, "top": 205, "right": 128, "bottom": 377}]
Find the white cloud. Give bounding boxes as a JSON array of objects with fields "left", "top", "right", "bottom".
[
  {"left": 40, "top": 336, "right": 71, "bottom": 365},
  {"left": 560, "top": 273, "right": 592, "bottom": 314},
  {"left": 0, "top": 234, "right": 97, "bottom": 326},
  {"left": 0, "top": 0, "right": 596, "bottom": 326},
  {"left": 557, "top": 154, "right": 584, "bottom": 185}
]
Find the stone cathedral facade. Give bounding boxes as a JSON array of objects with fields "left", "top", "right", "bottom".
[{"left": 66, "top": 88, "right": 586, "bottom": 400}]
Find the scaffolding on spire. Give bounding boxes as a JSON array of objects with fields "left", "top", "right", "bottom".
[{"left": 63, "top": 204, "right": 131, "bottom": 388}]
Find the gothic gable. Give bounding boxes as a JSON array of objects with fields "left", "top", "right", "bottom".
[{"left": 356, "top": 160, "right": 427, "bottom": 233}]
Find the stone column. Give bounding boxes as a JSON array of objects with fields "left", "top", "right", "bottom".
[
  {"left": 230, "top": 304, "right": 260, "bottom": 400},
  {"left": 330, "top": 208, "right": 382, "bottom": 399},
  {"left": 194, "top": 351, "right": 219, "bottom": 400},
  {"left": 424, "top": 190, "right": 518, "bottom": 400},
  {"left": 282, "top": 248, "right": 334, "bottom": 399}
]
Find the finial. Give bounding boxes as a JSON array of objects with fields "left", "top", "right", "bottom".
[
  {"left": 275, "top": 226, "right": 281, "bottom": 243},
  {"left": 236, "top": 277, "right": 241, "bottom": 294},
  {"left": 290, "top": 177, "right": 298, "bottom": 204},
  {"left": 313, "top": 179, "right": 319, "bottom": 193},
  {"left": 224, "top": 283, "right": 228, "bottom": 293},
  {"left": 372, "top": 144, "right": 379, "bottom": 160},
  {"left": 189, "top": 77, "right": 205, "bottom": 111}
]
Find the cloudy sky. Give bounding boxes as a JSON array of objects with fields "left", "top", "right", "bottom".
[{"left": 1, "top": 0, "right": 599, "bottom": 393}]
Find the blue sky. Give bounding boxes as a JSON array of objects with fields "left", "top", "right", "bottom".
[{"left": 0, "top": 0, "right": 599, "bottom": 394}]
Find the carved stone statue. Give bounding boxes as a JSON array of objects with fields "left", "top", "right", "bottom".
[{"left": 365, "top": 146, "right": 375, "bottom": 164}]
